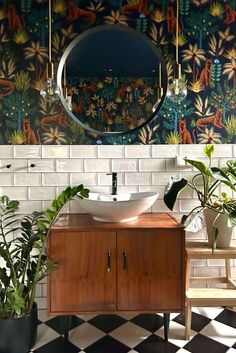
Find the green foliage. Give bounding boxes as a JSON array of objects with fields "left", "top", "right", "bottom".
[
  {"left": 68, "top": 120, "right": 85, "bottom": 143},
  {"left": 185, "top": 12, "right": 218, "bottom": 48},
  {"left": 204, "top": 144, "right": 214, "bottom": 160},
  {"left": 164, "top": 145, "right": 236, "bottom": 250},
  {"left": 165, "top": 131, "right": 182, "bottom": 144},
  {"left": 0, "top": 185, "right": 89, "bottom": 318},
  {"left": 136, "top": 15, "right": 148, "bottom": 34},
  {"left": 211, "top": 61, "right": 222, "bottom": 84},
  {"left": 8, "top": 130, "right": 26, "bottom": 145},
  {"left": 209, "top": 82, "right": 235, "bottom": 123},
  {"left": 4, "top": 92, "right": 37, "bottom": 131},
  {"left": 179, "top": 0, "right": 190, "bottom": 15},
  {"left": 225, "top": 116, "right": 236, "bottom": 136},
  {"left": 21, "top": 0, "right": 32, "bottom": 13},
  {"left": 104, "top": 133, "right": 138, "bottom": 145},
  {"left": 14, "top": 71, "right": 31, "bottom": 91},
  {"left": 161, "top": 99, "right": 195, "bottom": 132}
]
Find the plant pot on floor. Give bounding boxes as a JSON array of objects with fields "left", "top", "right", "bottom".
[
  {"left": 204, "top": 208, "right": 233, "bottom": 248},
  {"left": 0, "top": 302, "right": 38, "bottom": 353}
]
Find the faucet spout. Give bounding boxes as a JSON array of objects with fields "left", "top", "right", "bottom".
[{"left": 107, "top": 172, "right": 118, "bottom": 195}]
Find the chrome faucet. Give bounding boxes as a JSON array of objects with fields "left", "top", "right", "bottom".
[{"left": 107, "top": 172, "right": 117, "bottom": 195}]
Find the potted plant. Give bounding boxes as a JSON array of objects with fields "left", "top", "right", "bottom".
[
  {"left": 164, "top": 145, "right": 236, "bottom": 250},
  {"left": 0, "top": 184, "right": 89, "bottom": 353}
]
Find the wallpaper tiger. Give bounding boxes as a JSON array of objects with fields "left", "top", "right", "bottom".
[{"left": 0, "top": 0, "right": 235, "bottom": 145}]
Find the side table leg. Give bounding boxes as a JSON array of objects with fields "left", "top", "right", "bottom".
[
  {"left": 185, "top": 258, "right": 191, "bottom": 291},
  {"left": 226, "top": 259, "right": 231, "bottom": 288},
  {"left": 185, "top": 299, "right": 192, "bottom": 340},
  {"left": 164, "top": 313, "right": 170, "bottom": 341}
]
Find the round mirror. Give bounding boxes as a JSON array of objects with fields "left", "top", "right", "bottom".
[{"left": 57, "top": 25, "right": 167, "bottom": 135}]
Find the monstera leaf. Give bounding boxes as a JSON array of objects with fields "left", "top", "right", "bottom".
[
  {"left": 164, "top": 177, "right": 188, "bottom": 211},
  {"left": 181, "top": 210, "right": 204, "bottom": 233}
]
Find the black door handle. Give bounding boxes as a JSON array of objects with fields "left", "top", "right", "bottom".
[
  {"left": 123, "top": 251, "right": 127, "bottom": 271},
  {"left": 107, "top": 251, "right": 111, "bottom": 272}
]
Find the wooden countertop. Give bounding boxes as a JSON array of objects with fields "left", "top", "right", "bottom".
[{"left": 52, "top": 212, "right": 184, "bottom": 232}]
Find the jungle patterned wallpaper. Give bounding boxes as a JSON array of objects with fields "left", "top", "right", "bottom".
[{"left": 0, "top": 0, "right": 235, "bottom": 145}]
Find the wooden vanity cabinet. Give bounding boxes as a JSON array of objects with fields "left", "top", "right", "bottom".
[
  {"left": 117, "top": 230, "right": 184, "bottom": 311},
  {"left": 48, "top": 213, "right": 185, "bottom": 315},
  {"left": 49, "top": 231, "right": 117, "bottom": 313}
]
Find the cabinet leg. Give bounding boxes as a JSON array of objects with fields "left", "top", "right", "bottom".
[
  {"left": 61, "top": 315, "right": 72, "bottom": 341},
  {"left": 163, "top": 313, "right": 170, "bottom": 341}
]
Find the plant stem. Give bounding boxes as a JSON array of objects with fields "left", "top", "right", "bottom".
[
  {"left": 0, "top": 213, "right": 17, "bottom": 286},
  {"left": 207, "top": 180, "right": 221, "bottom": 199},
  {"left": 190, "top": 173, "right": 204, "bottom": 203},
  {"left": 183, "top": 205, "right": 204, "bottom": 224},
  {"left": 27, "top": 194, "right": 79, "bottom": 311}
]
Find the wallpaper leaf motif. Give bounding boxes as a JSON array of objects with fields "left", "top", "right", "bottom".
[{"left": 0, "top": 0, "right": 235, "bottom": 145}]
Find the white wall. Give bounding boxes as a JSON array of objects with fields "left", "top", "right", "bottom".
[{"left": 0, "top": 144, "right": 235, "bottom": 309}]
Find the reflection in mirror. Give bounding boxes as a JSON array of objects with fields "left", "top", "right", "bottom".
[{"left": 57, "top": 25, "right": 167, "bottom": 135}]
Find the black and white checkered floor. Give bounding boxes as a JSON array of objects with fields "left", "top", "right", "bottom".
[{"left": 32, "top": 307, "right": 236, "bottom": 353}]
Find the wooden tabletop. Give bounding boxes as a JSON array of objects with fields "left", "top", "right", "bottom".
[
  {"left": 186, "top": 241, "right": 236, "bottom": 259},
  {"left": 52, "top": 212, "right": 184, "bottom": 232}
]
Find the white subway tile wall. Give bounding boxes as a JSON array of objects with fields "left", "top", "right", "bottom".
[
  {"left": 233, "top": 145, "right": 236, "bottom": 157},
  {"left": 14, "top": 172, "right": 41, "bottom": 186},
  {"left": 70, "top": 145, "right": 97, "bottom": 158},
  {"left": 0, "top": 146, "right": 13, "bottom": 158},
  {"left": 0, "top": 144, "right": 234, "bottom": 309},
  {"left": 84, "top": 158, "right": 111, "bottom": 172},
  {"left": 56, "top": 159, "right": 83, "bottom": 172},
  {"left": 112, "top": 159, "right": 138, "bottom": 172},
  {"left": 42, "top": 172, "right": 70, "bottom": 186},
  {"left": 98, "top": 145, "right": 124, "bottom": 158},
  {"left": 152, "top": 145, "right": 179, "bottom": 158},
  {"left": 139, "top": 159, "right": 166, "bottom": 171},
  {"left": 0, "top": 159, "right": 27, "bottom": 172},
  {"left": 125, "top": 145, "right": 151, "bottom": 158},
  {"left": 14, "top": 145, "right": 41, "bottom": 159}
]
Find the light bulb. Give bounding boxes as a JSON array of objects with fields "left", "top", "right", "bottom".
[
  {"left": 166, "top": 77, "right": 187, "bottom": 103},
  {"left": 66, "top": 95, "right": 72, "bottom": 111},
  {"left": 40, "top": 78, "right": 61, "bottom": 103},
  {"left": 152, "top": 86, "right": 163, "bottom": 113},
  {"left": 63, "top": 86, "right": 72, "bottom": 111},
  {"left": 152, "top": 99, "right": 161, "bottom": 113}
]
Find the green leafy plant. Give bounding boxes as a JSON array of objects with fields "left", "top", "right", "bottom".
[
  {"left": 0, "top": 185, "right": 89, "bottom": 318},
  {"left": 164, "top": 145, "right": 236, "bottom": 249}
]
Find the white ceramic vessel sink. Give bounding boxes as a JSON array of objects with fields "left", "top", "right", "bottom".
[{"left": 77, "top": 192, "right": 159, "bottom": 222}]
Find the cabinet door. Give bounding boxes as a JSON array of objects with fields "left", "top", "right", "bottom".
[
  {"left": 117, "top": 230, "right": 184, "bottom": 311},
  {"left": 49, "top": 231, "right": 116, "bottom": 314}
]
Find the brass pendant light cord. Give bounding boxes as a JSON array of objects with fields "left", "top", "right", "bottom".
[
  {"left": 40, "top": 0, "right": 61, "bottom": 101},
  {"left": 159, "top": 63, "right": 162, "bottom": 87},
  {"left": 176, "top": 0, "right": 179, "bottom": 64},
  {"left": 49, "top": 0, "right": 52, "bottom": 63},
  {"left": 47, "top": 0, "right": 54, "bottom": 79}
]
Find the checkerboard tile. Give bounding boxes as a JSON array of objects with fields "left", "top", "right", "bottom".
[{"left": 31, "top": 308, "right": 236, "bottom": 353}]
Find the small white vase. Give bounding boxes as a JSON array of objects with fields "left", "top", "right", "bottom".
[{"left": 204, "top": 208, "right": 233, "bottom": 248}]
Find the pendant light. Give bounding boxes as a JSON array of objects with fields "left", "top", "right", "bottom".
[
  {"left": 63, "top": 62, "right": 72, "bottom": 110},
  {"left": 166, "top": 0, "right": 187, "bottom": 103},
  {"left": 152, "top": 63, "right": 163, "bottom": 112},
  {"left": 40, "top": 0, "right": 61, "bottom": 102}
]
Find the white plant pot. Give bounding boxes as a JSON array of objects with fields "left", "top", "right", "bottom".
[{"left": 204, "top": 208, "right": 233, "bottom": 248}]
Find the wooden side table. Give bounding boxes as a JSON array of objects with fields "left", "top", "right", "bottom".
[{"left": 185, "top": 241, "right": 236, "bottom": 339}]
